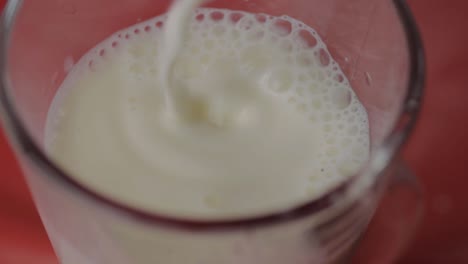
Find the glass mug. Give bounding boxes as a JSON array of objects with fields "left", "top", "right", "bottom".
[{"left": 0, "top": 0, "right": 425, "bottom": 263}]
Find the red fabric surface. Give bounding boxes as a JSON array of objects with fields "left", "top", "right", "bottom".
[{"left": 0, "top": 0, "right": 467, "bottom": 263}]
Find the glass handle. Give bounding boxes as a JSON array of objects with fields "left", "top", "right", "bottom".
[{"left": 350, "top": 159, "right": 424, "bottom": 264}]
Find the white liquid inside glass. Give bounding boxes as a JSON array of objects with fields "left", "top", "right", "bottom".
[{"left": 45, "top": 8, "right": 370, "bottom": 221}]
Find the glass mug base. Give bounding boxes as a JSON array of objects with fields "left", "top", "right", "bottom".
[{"left": 22, "top": 156, "right": 422, "bottom": 263}]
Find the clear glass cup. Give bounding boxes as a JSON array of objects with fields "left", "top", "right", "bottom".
[{"left": 0, "top": 0, "right": 425, "bottom": 263}]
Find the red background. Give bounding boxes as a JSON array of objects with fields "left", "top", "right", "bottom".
[{"left": 0, "top": 0, "right": 467, "bottom": 263}]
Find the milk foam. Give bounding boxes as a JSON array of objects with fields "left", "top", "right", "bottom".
[{"left": 45, "top": 8, "right": 369, "bottom": 220}]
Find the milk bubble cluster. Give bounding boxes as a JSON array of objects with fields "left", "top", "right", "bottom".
[{"left": 45, "top": 8, "right": 370, "bottom": 219}]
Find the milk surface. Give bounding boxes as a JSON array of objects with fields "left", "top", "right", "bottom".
[{"left": 46, "top": 8, "right": 370, "bottom": 220}]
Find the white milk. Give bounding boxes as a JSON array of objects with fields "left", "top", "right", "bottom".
[{"left": 45, "top": 8, "right": 369, "bottom": 220}]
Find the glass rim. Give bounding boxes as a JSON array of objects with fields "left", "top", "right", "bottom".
[{"left": 0, "top": 0, "right": 425, "bottom": 231}]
